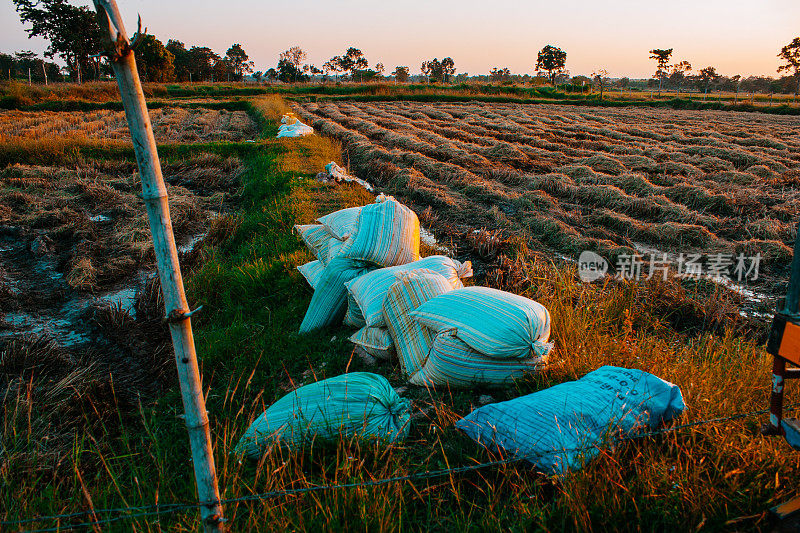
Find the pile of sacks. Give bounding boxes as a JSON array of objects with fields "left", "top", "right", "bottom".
[
  {"left": 236, "top": 196, "right": 685, "bottom": 470},
  {"left": 277, "top": 114, "right": 314, "bottom": 138},
  {"left": 295, "top": 195, "right": 553, "bottom": 387},
  {"left": 295, "top": 195, "right": 551, "bottom": 387}
]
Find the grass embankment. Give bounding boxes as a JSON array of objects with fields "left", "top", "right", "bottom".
[{"left": 2, "top": 95, "right": 797, "bottom": 531}]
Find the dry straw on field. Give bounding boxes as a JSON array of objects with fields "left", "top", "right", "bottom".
[
  {"left": 0, "top": 154, "right": 242, "bottom": 291},
  {"left": 0, "top": 107, "right": 256, "bottom": 144},
  {"left": 296, "top": 101, "right": 799, "bottom": 286}
]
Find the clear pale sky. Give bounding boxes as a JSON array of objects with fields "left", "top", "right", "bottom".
[{"left": 1, "top": 0, "right": 798, "bottom": 78}]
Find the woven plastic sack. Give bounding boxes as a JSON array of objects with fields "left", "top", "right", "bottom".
[
  {"left": 294, "top": 224, "right": 332, "bottom": 263},
  {"left": 343, "top": 298, "right": 366, "bottom": 328},
  {"left": 382, "top": 270, "right": 454, "bottom": 376},
  {"left": 277, "top": 120, "right": 313, "bottom": 138},
  {"left": 317, "top": 206, "right": 362, "bottom": 240},
  {"left": 456, "top": 366, "right": 685, "bottom": 474},
  {"left": 297, "top": 260, "right": 324, "bottom": 290},
  {"left": 349, "top": 326, "right": 395, "bottom": 360},
  {"left": 299, "top": 258, "right": 377, "bottom": 333},
  {"left": 341, "top": 194, "right": 420, "bottom": 267},
  {"left": 325, "top": 237, "right": 347, "bottom": 264},
  {"left": 410, "top": 286, "right": 552, "bottom": 359},
  {"left": 409, "top": 330, "right": 545, "bottom": 387},
  {"left": 345, "top": 255, "right": 473, "bottom": 328},
  {"left": 325, "top": 161, "right": 374, "bottom": 191},
  {"left": 235, "top": 372, "right": 411, "bottom": 458}
]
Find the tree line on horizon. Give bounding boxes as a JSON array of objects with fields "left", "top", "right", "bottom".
[{"left": 7, "top": 0, "right": 800, "bottom": 96}]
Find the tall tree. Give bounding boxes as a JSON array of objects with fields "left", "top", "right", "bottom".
[
  {"left": 213, "top": 57, "right": 234, "bottom": 82},
  {"left": 420, "top": 60, "right": 432, "bottom": 82},
  {"left": 166, "top": 39, "right": 190, "bottom": 81},
  {"left": 134, "top": 34, "right": 175, "bottom": 82},
  {"left": 323, "top": 56, "right": 342, "bottom": 81},
  {"left": 696, "top": 66, "right": 720, "bottom": 99},
  {"left": 0, "top": 53, "right": 15, "bottom": 80},
  {"left": 279, "top": 46, "right": 307, "bottom": 82},
  {"left": 375, "top": 62, "right": 385, "bottom": 78},
  {"left": 778, "top": 37, "right": 800, "bottom": 95},
  {"left": 490, "top": 67, "right": 512, "bottom": 83},
  {"left": 393, "top": 66, "right": 409, "bottom": 83},
  {"left": 338, "top": 47, "right": 368, "bottom": 81},
  {"left": 669, "top": 60, "right": 691, "bottom": 95},
  {"left": 420, "top": 57, "right": 456, "bottom": 83},
  {"left": 226, "top": 43, "right": 253, "bottom": 80},
  {"left": 536, "top": 45, "right": 567, "bottom": 86},
  {"left": 276, "top": 58, "right": 307, "bottom": 82},
  {"left": 649, "top": 48, "right": 673, "bottom": 96},
  {"left": 187, "top": 46, "right": 219, "bottom": 82},
  {"left": 440, "top": 57, "right": 455, "bottom": 83},
  {"left": 13, "top": 0, "right": 102, "bottom": 82},
  {"left": 591, "top": 69, "right": 609, "bottom": 100}
]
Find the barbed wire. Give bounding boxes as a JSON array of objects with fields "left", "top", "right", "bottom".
[{"left": 5, "top": 402, "right": 798, "bottom": 532}]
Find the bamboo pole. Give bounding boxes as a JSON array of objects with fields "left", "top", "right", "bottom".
[{"left": 91, "top": 2, "right": 224, "bottom": 531}]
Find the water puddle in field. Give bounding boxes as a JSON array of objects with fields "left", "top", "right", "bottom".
[
  {"left": 420, "top": 226, "right": 453, "bottom": 255},
  {"left": 0, "top": 227, "right": 209, "bottom": 348},
  {"left": 178, "top": 231, "right": 207, "bottom": 254}
]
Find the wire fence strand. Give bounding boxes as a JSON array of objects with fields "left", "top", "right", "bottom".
[{"left": 5, "top": 402, "right": 798, "bottom": 532}]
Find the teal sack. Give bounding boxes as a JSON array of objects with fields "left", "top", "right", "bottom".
[
  {"left": 299, "top": 258, "right": 377, "bottom": 333},
  {"left": 410, "top": 286, "right": 552, "bottom": 359},
  {"left": 456, "top": 366, "right": 685, "bottom": 474},
  {"left": 235, "top": 372, "right": 412, "bottom": 458}
]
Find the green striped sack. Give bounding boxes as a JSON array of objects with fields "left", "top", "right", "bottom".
[
  {"left": 410, "top": 286, "right": 552, "bottom": 359},
  {"left": 409, "top": 330, "right": 546, "bottom": 387},
  {"left": 349, "top": 326, "right": 395, "bottom": 360},
  {"left": 341, "top": 194, "right": 420, "bottom": 267},
  {"left": 299, "top": 258, "right": 377, "bottom": 333},
  {"left": 345, "top": 255, "right": 473, "bottom": 329},
  {"left": 297, "top": 260, "right": 325, "bottom": 290},
  {"left": 317, "top": 206, "right": 362, "bottom": 240},
  {"left": 294, "top": 224, "right": 333, "bottom": 263},
  {"left": 343, "top": 298, "right": 366, "bottom": 328},
  {"left": 382, "top": 270, "right": 454, "bottom": 376},
  {"left": 325, "top": 237, "right": 347, "bottom": 264},
  {"left": 235, "top": 372, "right": 412, "bottom": 458}
]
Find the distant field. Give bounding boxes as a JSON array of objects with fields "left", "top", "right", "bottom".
[
  {"left": 296, "top": 101, "right": 800, "bottom": 292},
  {"left": 0, "top": 106, "right": 256, "bottom": 143},
  {"left": 3, "top": 81, "right": 799, "bottom": 114}
]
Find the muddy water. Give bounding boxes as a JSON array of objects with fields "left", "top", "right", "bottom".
[{"left": 0, "top": 227, "right": 207, "bottom": 348}]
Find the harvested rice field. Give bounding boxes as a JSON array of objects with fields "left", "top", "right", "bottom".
[
  {"left": 0, "top": 154, "right": 242, "bottom": 346},
  {"left": 0, "top": 106, "right": 257, "bottom": 144},
  {"left": 295, "top": 101, "right": 799, "bottom": 297}
]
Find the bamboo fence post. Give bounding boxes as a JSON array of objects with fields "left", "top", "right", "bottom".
[{"left": 91, "top": 2, "right": 224, "bottom": 531}]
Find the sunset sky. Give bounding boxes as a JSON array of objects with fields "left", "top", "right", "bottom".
[{"left": 1, "top": 0, "right": 798, "bottom": 78}]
